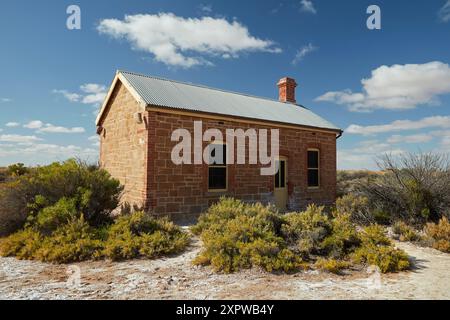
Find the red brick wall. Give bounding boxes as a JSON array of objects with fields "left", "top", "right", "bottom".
[
  {"left": 99, "top": 82, "right": 149, "bottom": 207},
  {"left": 146, "top": 111, "right": 337, "bottom": 222}
]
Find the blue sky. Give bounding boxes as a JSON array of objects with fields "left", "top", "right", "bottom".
[{"left": 0, "top": 0, "right": 449, "bottom": 169}]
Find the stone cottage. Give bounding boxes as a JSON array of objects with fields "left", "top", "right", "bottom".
[{"left": 96, "top": 71, "right": 342, "bottom": 221}]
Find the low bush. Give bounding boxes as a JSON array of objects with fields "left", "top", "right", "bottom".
[
  {"left": 392, "top": 221, "right": 422, "bottom": 242},
  {"left": 335, "top": 194, "right": 374, "bottom": 225},
  {"left": 0, "top": 212, "right": 190, "bottom": 263},
  {"left": 281, "top": 205, "right": 331, "bottom": 257},
  {"left": 337, "top": 170, "right": 379, "bottom": 197},
  {"left": 193, "top": 198, "right": 410, "bottom": 274},
  {"left": 351, "top": 245, "right": 410, "bottom": 273},
  {"left": 104, "top": 212, "right": 190, "bottom": 261},
  {"left": 424, "top": 217, "right": 450, "bottom": 253},
  {"left": 0, "top": 159, "right": 123, "bottom": 237},
  {"left": 314, "top": 258, "right": 351, "bottom": 274},
  {"left": 321, "top": 211, "right": 361, "bottom": 259},
  {"left": 351, "top": 225, "right": 410, "bottom": 273},
  {"left": 193, "top": 199, "right": 303, "bottom": 273}
]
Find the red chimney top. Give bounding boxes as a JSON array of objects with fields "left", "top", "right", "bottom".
[{"left": 277, "top": 77, "right": 297, "bottom": 103}]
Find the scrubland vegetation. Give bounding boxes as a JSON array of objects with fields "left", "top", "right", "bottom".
[
  {"left": 1, "top": 152, "right": 449, "bottom": 274},
  {"left": 191, "top": 198, "right": 409, "bottom": 274},
  {"left": 0, "top": 160, "right": 189, "bottom": 263}
]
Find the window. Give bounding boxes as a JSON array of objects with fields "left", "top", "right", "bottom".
[
  {"left": 307, "top": 149, "right": 320, "bottom": 188},
  {"left": 274, "top": 159, "right": 286, "bottom": 189},
  {"left": 208, "top": 144, "right": 227, "bottom": 191}
]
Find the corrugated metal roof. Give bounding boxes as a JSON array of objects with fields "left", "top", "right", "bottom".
[{"left": 119, "top": 70, "right": 341, "bottom": 132}]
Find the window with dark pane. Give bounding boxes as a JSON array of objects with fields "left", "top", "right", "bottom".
[
  {"left": 307, "top": 150, "right": 320, "bottom": 188},
  {"left": 280, "top": 161, "right": 286, "bottom": 188},
  {"left": 208, "top": 144, "right": 227, "bottom": 190},
  {"left": 274, "top": 160, "right": 280, "bottom": 188},
  {"left": 274, "top": 160, "right": 286, "bottom": 189}
]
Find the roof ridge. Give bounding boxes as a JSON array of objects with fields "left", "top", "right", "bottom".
[{"left": 118, "top": 69, "right": 306, "bottom": 109}]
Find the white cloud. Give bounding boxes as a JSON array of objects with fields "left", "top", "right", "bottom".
[
  {"left": 0, "top": 134, "right": 43, "bottom": 143},
  {"left": 23, "top": 120, "right": 85, "bottom": 134},
  {"left": 292, "top": 43, "right": 317, "bottom": 65},
  {"left": 338, "top": 140, "right": 404, "bottom": 170},
  {"left": 198, "top": 4, "right": 212, "bottom": 14},
  {"left": 387, "top": 133, "right": 433, "bottom": 144},
  {"left": 300, "top": 0, "right": 317, "bottom": 14},
  {"left": 53, "top": 83, "right": 107, "bottom": 107},
  {"left": 439, "top": 0, "right": 450, "bottom": 22},
  {"left": 346, "top": 116, "right": 450, "bottom": 135},
  {"left": 52, "top": 90, "right": 81, "bottom": 102},
  {"left": 38, "top": 124, "right": 85, "bottom": 134},
  {"left": 5, "top": 122, "right": 20, "bottom": 127},
  {"left": 24, "top": 120, "right": 44, "bottom": 129},
  {"left": 0, "top": 142, "right": 98, "bottom": 166},
  {"left": 316, "top": 61, "right": 450, "bottom": 112},
  {"left": 1, "top": 98, "right": 12, "bottom": 103},
  {"left": 88, "top": 135, "right": 100, "bottom": 147},
  {"left": 97, "top": 13, "right": 281, "bottom": 68}
]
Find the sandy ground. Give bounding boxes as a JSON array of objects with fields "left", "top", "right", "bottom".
[{"left": 0, "top": 238, "right": 449, "bottom": 300}]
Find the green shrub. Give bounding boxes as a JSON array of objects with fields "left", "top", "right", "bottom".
[
  {"left": 34, "top": 197, "right": 79, "bottom": 234},
  {"left": 351, "top": 244, "right": 410, "bottom": 273},
  {"left": 7, "top": 163, "right": 29, "bottom": 177},
  {"left": 0, "top": 159, "right": 123, "bottom": 237},
  {"left": 315, "top": 258, "right": 351, "bottom": 274},
  {"left": 104, "top": 212, "right": 190, "bottom": 261},
  {"left": 1, "top": 212, "right": 190, "bottom": 264},
  {"left": 359, "top": 225, "right": 392, "bottom": 246},
  {"left": 193, "top": 199, "right": 303, "bottom": 273},
  {"left": 33, "top": 216, "right": 104, "bottom": 263},
  {"left": 425, "top": 217, "right": 450, "bottom": 253},
  {"left": 351, "top": 225, "right": 410, "bottom": 273},
  {"left": 281, "top": 205, "right": 331, "bottom": 257},
  {"left": 392, "top": 221, "right": 422, "bottom": 242},
  {"left": 321, "top": 212, "right": 360, "bottom": 259},
  {"left": 0, "top": 228, "right": 43, "bottom": 260},
  {"left": 336, "top": 170, "right": 379, "bottom": 197},
  {"left": 193, "top": 198, "right": 411, "bottom": 274},
  {"left": 335, "top": 194, "right": 374, "bottom": 225}
]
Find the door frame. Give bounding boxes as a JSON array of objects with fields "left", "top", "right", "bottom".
[{"left": 273, "top": 156, "right": 288, "bottom": 210}]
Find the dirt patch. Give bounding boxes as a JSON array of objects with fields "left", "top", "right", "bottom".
[{"left": 0, "top": 238, "right": 449, "bottom": 300}]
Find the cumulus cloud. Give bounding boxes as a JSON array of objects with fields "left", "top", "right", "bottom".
[
  {"left": 439, "top": 0, "right": 450, "bottom": 22},
  {"left": 0, "top": 134, "right": 43, "bottom": 143},
  {"left": 338, "top": 140, "right": 404, "bottom": 170},
  {"left": 346, "top": 116, "right": 450, "bottom": 135},
  {"left": 88, "top": 135, "right": 100, "bottom": 147},
  {"left": 387, "top": 133, "right": 433, "bottom": 144},
  {"left": 292, "top": 43, "right": 317, "bottom": 65},
  {"left": 24, "top": 120, "right": 44, "bottom": 129},
  {"left": 5, "top": 122, "right": 20, "bottom": 128},
  {"left": 0, "top": 142, "right": 98, "bottom": 166},
  {"left": 53, "top": 83, "right": 107, "bottom": 106},
  {"left": 316, "top": 61, "right": 450, "bottom": 112},
  {"left": 97, "top": 13, "right": 281, "bottom": 68},
  {"left": 198, "top": 4, "right": 212, "bottom": 14},
  {"left": 23, "top": 120, "right": 85, "bottom": 134},
  {"left": 300, "top": 0, "right": 317, "bottom": 14}
]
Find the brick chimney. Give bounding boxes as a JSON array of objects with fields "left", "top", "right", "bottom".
[{"left": 277, "top": 77, "right": 297, "bottom": 103}]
